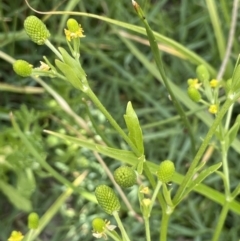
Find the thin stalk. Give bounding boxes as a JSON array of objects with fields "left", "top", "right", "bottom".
[
  {"left": 144, "top": 217, "right": 151, "bottom": 241},
  {"left": 149, "top": 181, "right": 162, "bottom": 213},
  {"left": 160, "top": 211, "right": 171, "bottom": 241},
  {"left": 132, "top": 0, "right": 196, "bottom": 155},
  {"left": 173, "top": 95, "right": 239, "bottom": 205},
  {"left": 205, "top": 0, "right": 226, "bottom": 60},
  {"left": 113, "top": 211, "right": 131, "bottom": 241},
  {"left": 217, "top": 0, "right": 239, "bottom": 80},
  {"left": 211, "top": 201, "right": 230, "bottom": 241},
  {"left": 45, "top": 39, "right": 63, "bottom": 61},
  {"left": 85, "top": 87, "right": 141, "bottom": 157}
]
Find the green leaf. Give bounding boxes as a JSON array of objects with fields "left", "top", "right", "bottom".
[
  {"left": 225, "top": 115, "right": 240, "bottom": 149},
  {"left": 231, "top": 63, "right": 240, "bottom": 91},
  {"left": 58, "top": 47, "right": 86, "bottom": 81},
  {"left": 182, "top": 162, "right": 222, "bottom": 201},
  {"left": 55, "top": 60, "right": 84, "bottom": 91},
  {"left": 231, "top": 184, "right": 240, "bottom": 200},
  {"left": 17, "top": 169, "right": 36, "bottom": 198},
  {"left": 0, "top": 180, "right": 32, "bottom": 211},
  {"left": 124, "top": 101, "right": 144, "bottom": 154}
]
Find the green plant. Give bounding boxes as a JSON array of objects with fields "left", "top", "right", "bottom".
[{"left": 1, "top": 0, "right": 240, "bottom": 241}]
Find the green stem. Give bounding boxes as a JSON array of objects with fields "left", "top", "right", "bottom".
[
  {"left": 45, "top": 39, "right": 63, "bottom": 61},
  {"left": 205, "top": 0, "right": 226, "bottom": 60},
  {"left": 144, "top": 217, "right": 151, "bottom": 241},
  {"left": 149, "top": 181, "right": 162, "bottom": 214},
  {"left": 173, "top": 96, "right": 239, "bottom": 205},
  {"left": 211, "top": 201, "right": 230, "bottom": 241},
  {"left": 160, "top": 211, "right": 170, "bottom": 241},
  {"left": 220, "top": 139, "right": 230, "bottom": 196},
  {"left": 143, "top": 162, "right": 166, "bottom": 209},
  {"left": 85, "top": 87, "right": 141, "bottom": 157},
  {"left": 105, "top": 229, "right": 123, "bottom": 241},
  {"left": 113, "top": 211, "right": 131, "bottom": 241},
  {"left": 133, "top": 1, "right": 196, "bottom": 155}
]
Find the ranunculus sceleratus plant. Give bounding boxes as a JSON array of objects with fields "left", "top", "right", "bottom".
[{"left": 11, "top": 1, "right": 240, "bottom": 241}]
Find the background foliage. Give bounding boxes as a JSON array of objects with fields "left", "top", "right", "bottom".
[{"left": 0, "top": 0, "right": 239, "bottom": 241}]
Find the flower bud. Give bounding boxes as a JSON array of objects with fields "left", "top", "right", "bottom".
[
  {"left": 187, "top": 87, "right": 201, "bottom": 102},
  {"left": 157, "top": 160, "right": 175, "bottom": 183},
  {"left": 113, "top": 166, "right": 136, "bottom": 188},
  {"left": 95, "top": 185, "right": 121, "bottom": 215},
  {"left": 28, "top": 212, "right": 39, "bottom": 229},
  {"left": 24, "top": 16, "right": 50, "bottom": 45},
  {"left": 13, "top": 60, "right": 33, "bottom": 77}
]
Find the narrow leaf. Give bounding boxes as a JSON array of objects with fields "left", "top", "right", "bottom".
[
  {"left": 124, "top": 101, "right": 144, "bottom": 154},
  {"left": 0, "top": 180, "right": 32, "bottom": 211},
  {"left": 55, "top": 60, "right": 84, "bottom": 91},
  {"left": 182, "top": 162, "right": 222, "bottom": 199},
  {"left": 226, "top": 115, "right": 240, "bottom": 148}
]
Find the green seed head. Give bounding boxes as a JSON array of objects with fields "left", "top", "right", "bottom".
[
  {"left": 157, "top": 160, "right": 175, "bottom": 183},
  {"left": 66, "top": 18, "right": 79, "bottom": 32},
  {"left": 113, "top": 166, "right": 136, "bottom": 188},
  {"left": 95, "top": 185, "right": 121, "bottom": 215},
  {"left": 92, "top": 218, "right": 106, "bottom": 233},
  {"left": 28, "top": 212, "right": 39, "bottom": 229},
  {"left": 24, "top": 16, "right": 50, "bottom": 45},
  {"left": 13, "top": 60, "right": 33, "bottom": 77},
  {"left": 196, "top": 64, "right": 210, "bottom": 82},
  {"left": 187, "top": 87, "right": 201, "bottom": 102}
]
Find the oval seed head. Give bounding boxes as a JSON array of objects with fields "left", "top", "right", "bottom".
[
  {"left": 95, "top": 185, "right": 121, "bottom": 215},
  {"left": 187, "top": 87, "right": 201, "bottom": 102},
  {"left": 13, "top": 60, "right": 33, "bottom": 77},
  {"left": 113, "top": 166, "right": 136, "bottom": 188},
  {"left": 157, "top": 160, "right": 175, "bottom": 183},
  {"left": 196, "top": 64, "right": 210, "bottom": 82},
  {"left": 67, "top": 18, "right": 79, "bottom": 32},
  {"left": 92, "top": 218, "right": 106, "bottom": 233},
  {"left": 24, "top": 16, "right": 50, "bottom": 45},
  {"left": 28, "top": 212, "right": 39, "bottom": 229}
]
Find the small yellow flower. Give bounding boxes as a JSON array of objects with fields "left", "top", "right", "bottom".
[
  {"left": 142, "top": 198, "right": 151, "bottom": 207},
  {"left": 208, "top": 104, "right": 218, "bottom": 114},
  {"left": 187, "top": 78, "right": 202, "bottom": 89},
  {"left": 8, "top": 231, "right": 24, "bottom": 241},
  {"left": 210, "top": 79, "right": 218, "bottom": 88},
  {"left": 38, "top": 61, "right": 50, "bottom": 71},
  {"left": 140, "top": 186, "right": 149, "bottom": 194},
  {"left": 64, "top": 18, "right": 85, "bottom": 42}
]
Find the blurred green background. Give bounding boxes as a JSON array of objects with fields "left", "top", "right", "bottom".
[{"left": 0, "top": 0, "right": 239, "bottom": 240}]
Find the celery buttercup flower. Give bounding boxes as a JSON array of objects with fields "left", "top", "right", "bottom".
[
  {"left": 92, "top": 218, "right": 116, "bottom": 239},
  {"left": 64, "top": 18, "right": 85, "bottom": 41},
  {"left": 13, "top": 60, "right": 33, "bottom": 77},
  {"left": 8, "top": 231, "right": 24, "bottom": 241},
  {"left": 210, "top": 79, "right": 218, "bottom": 88},
  {"left": 24, "top": 16, "right": 50, "bottom": 45},
  {"left": 208, "top": 104, "right": 218, "bottom": 114},
  {"left": 187, "top": 78, "right": 202, "bottom": 89}
]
